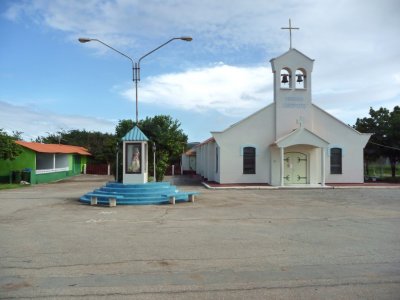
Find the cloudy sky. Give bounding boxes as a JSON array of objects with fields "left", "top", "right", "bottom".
[{"left": 1, "top": 0, "right": 399, "bottom": 142}]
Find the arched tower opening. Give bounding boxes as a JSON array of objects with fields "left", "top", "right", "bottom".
[
  {"left": 280, "top": 67, "right": 292, "bottom": 89},
  {"left": 295, "top": 68, "right": 306, "bottom": 89}
]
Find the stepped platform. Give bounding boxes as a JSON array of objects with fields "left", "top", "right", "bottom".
[{"left": 79, "top": 181, "right": 198, "bottom": 206}]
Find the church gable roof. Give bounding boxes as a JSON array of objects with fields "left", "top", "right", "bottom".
[
  {"left": 273, "top": 127, "right": 329, "bottom": 148},
  {"left": 122, "top": 126, "right": 149, "bottom": 141},
  {"left": 212, "top": 103, "right": 274, "bottom": 136},
  {"left": 270, "top": 48, "right": 314, "bottom": 64}
]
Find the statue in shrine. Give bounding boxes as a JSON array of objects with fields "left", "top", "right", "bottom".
[
  {"left": 131, "top": 147, "right": 140, "bottom": 172},
  {"left": 128, "top": 145, "right": 141, "bottom": 173}
]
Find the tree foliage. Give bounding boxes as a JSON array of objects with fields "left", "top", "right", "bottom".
[
  {"left": 36, "top": 129, "right": 116, "bottom": 164},
  {"left": 0, "top": 129, "right": 22, "bottom": 161},
  {"left": 355, "top": 106, "right": 400, "bottom": 177},
  {"left": 5, "top": 114, "right": 188, "bottom": 181},
  {"left": 115, "top": 119, "right": 136, "bottom": 141},
  {"left": 115, "top": 115, "right": 188, "bottom": 181}
]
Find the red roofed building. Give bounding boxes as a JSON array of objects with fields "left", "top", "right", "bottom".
[
  {"left": 15, "top": 141, "right": 91, "bottom": 156},
  {"left": 0, "top": 141, "right": 91, "bottom": 184}
]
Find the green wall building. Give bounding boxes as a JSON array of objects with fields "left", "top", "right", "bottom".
[{"left": 0, "top": 141, "right": 91, "bottom": 184}]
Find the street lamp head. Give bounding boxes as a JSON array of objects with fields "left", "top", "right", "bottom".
[
  {"left": 78, "top": 38, "right": 92, "bottom": 43},
  {"left": 179, "top": 36, "right": 193, "bottom": 42}
]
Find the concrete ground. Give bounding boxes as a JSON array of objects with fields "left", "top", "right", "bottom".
[{"left": 0, "top": 175, "right": 399, "bottom": 299}]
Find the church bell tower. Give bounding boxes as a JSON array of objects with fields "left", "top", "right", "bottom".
[{"left": 270, "top": 19, "right": 315, "bottom": 139}]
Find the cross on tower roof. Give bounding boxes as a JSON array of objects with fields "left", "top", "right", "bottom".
[{"left": 281, "top": 18, "right": 299, "bottom": 49}]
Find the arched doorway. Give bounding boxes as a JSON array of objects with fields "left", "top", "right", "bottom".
[{"left": 284, "top": 152, "right": 307, "bottom": 184}]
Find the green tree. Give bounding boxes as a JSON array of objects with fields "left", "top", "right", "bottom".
[
  {"left": 36, "top": 129, "right": 117, "bottom": 164},
  {"left": 115, "top": 119, "right": 136, "bottom": 141},
  {"left": 115, "top": 115, "right": 188, "bottom": 181},
  {"left": 355, "top": 106, "right": 400, "bottom": 177},
  {"left": 0, "top": 129, "right": 22, "bottom": 161}
]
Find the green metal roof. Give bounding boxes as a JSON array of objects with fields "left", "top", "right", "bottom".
[{"left": 121, "top": 126, "right": 149, "bottom": 141}]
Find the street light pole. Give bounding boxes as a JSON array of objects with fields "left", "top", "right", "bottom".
[
  {"left": 115, "top": 142, "right": 119, "bottom": 182},
  {"left": 152, "top": 143, "right": 156, "bottom": 182},
  {"left": 78, "top": 37, "right": 192, "bottom": 123}
]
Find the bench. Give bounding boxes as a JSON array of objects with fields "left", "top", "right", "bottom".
[
  {"left": 86, "top": 193, "right": 123, "bottom": 207},
  {"left": 162, "top": 192, "right": 199, "bottom": 205}
]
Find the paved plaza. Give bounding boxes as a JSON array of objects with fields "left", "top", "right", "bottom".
[{"left": 1, "top": 175, "right": 399, "bottom": 299}]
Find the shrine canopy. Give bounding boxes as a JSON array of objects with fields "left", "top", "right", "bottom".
[{"left": 122, "top": 126, "right": 149, "bottom": 141}]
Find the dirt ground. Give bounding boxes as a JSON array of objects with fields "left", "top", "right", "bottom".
[{"left": 1, "top": 175, "right": 399, "bottom": 299}]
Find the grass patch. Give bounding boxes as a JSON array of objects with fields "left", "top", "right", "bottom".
[
  {"left": 0, "top": 183, "right": 30, "bottom": 190},
  {"left": 366, "top": 165, "right": 400, "bottom": 177},
  {"left": 365, "top": 176, "right": 400, "bottom": 183}
]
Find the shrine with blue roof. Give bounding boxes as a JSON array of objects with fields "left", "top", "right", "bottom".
[
  {"left": 122, "top": 126, "right": 149, "bottom": 184},
  {"left": 80, "top": 126, "right": 200, "bottom": 206}
]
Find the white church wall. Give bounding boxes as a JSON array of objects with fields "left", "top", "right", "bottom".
[
  {"left": 275, "top": 91, "right": 313, "bottom": 138},
  {"left": 182, "top": 153, "right": 197, "bottom": 172},
  {"left": 181, "top": 154, "right": 190, "bottom": 171},
  {"left": 200, "top": 145, "right": 205, "bottom": 177},
  {"left": 207, "top": 142, "right": 216, "bottom": 181},
  {"left": 215, "top": 145, "right": 220, "bottom": 183},
  {"left": 205, "top": 142, "right": 211, "bottom": 180},
  {"left": 213, "top": 105, "right": 275, "bottom": 184},
  {"left": 312, "top": 106, "right": 370, "bottom": 183},
  {"left": 189, "top": 156, "right": 196, "bottom": 171},
  {"left": 195, "top": 147, "right": 202, "bottom": 176},
  {"left": 270, "top": 146, "right": 281, "bottom": 186},
  {"left": 193, "top": 141, "right": 218, "bottom": 181},
  {"left": 309, "top": 147, "right": 321, "bottom": 184},
  {"left": 203, "top": 146, "right": 207, "bottom": 176},
  {"left": 200, "top": 145, "right": 206, "bottom": 177}
]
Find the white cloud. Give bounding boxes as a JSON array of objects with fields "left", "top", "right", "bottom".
[
  {"left": 116, "top": 57, "right": 399, "bottom": 126},
  {"left": 120, "top": 64, "right": 273, "bottom": 117},
  {"left": 2, "top": 0, "right": 286, "bottom": 50},
  {"left": 2, "top": 0, "right": 400, "bottom": 132},
  {"left": 0, "top": 101, "right": 115, "bottom": 141},
  {"left": 394, "top": 73, "right": 400, "bottom": 85}
]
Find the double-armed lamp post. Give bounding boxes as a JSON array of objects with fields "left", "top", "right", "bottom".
[{"left": 78, "top": 36, "right": 192, "bottom": 123}]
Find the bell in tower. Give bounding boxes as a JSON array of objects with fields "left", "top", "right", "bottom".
[{"left": 280, "top": 68, "right": 292, "bottom": 88}]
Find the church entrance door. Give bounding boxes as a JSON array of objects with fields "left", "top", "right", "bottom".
[{"left": 284, "top": 152, "right": 307, "bottom": 184}]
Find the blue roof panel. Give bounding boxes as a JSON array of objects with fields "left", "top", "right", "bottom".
[{"left": 122, "top": 126, "right": 149, "bottom": 141}]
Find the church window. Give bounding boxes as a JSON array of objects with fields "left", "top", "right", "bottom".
[
  {"left": 243, "top": 147, "right": 256, "bottom": 174},
  {"left": 295, "top": 69, "right": 306, "bottom": 89},
  {"left": 280, "top": 68, "right": 292, "bottom": 89},
  {"left": 330, "top": 148, "right": 342, "bottom": 174}
]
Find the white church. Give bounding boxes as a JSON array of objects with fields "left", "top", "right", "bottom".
[{"left": 182, "top": 24, "right": 372, "bottom": 186}]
